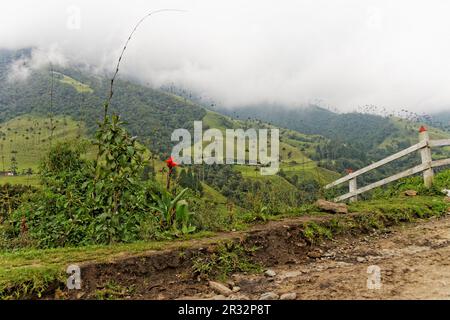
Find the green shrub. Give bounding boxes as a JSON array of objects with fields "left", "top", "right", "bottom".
[
  {"left": 0, "top": 183, "right": 36, "bottom": 223},
  {"left": 371, "top": 169, "right": 450, "bottom": 199},
  {"left": 192, "top": 242, "right": 262, "bottom": 281},
  {"left": 302, "top": 221, "right": 333, "bottom": 244},
  {"left": 7, "top": 115, "right": 196, "bottom": 248},
  {"left": 149, "top": 187, "right": 196, "bottom": 237}
]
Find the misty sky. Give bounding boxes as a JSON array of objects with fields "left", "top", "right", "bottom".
[{"left": 1, "top": 0, "right": 450, "bottom": 112}]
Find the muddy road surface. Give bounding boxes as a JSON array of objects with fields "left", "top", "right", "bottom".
[{"left": 178, "top": 215, "right": 450, "bottom": 300}]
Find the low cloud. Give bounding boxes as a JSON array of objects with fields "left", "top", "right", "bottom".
[
  {"left": 6, "top": 44, "right": 68, "bottom": 82},
  {"left": 7, "top": 58, "right": 31, "bottom": 82},
  {"left": 2, "top": 0, "right": 450, "bottom": 112}
]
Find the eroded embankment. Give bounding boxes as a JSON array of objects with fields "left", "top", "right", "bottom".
[
  {"left": 2, "top": 196, "right": 449, "bottom": 300},
  {"left": 70, "top": 216, "right": 329, "bottom": 300},
  {"left": 67, "top": 197, "right": 450, "bottom": 300}
]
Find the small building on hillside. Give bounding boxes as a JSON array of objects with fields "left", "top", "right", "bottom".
[{"left": 0, "top": 171, "right": 15, "bottom": 176}]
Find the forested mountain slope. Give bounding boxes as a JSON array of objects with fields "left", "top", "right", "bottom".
[
  {"left": 217, "top": 104, "right": 450, "bottom": 181},
  {"left": 0, "top": 48, "right": 206, "bottom": 157},
  {"left": 0, "top": 48, "right": 341, "bottom": 211}
]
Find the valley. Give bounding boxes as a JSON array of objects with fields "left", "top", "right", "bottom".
[{"left": 1, "top": 48, "right": 450, "bottom": 301}]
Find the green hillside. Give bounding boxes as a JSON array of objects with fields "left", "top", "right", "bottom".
[
  {"left": 218, "top": 104, "right": 450, "bottom": 185},
  {"left": 0, "top": 115, "right": 91, "bottom": 171},
  {"left": 55, "top": 72, "right": 94, "bottom": 93},
  {"left": 0, "top": 115, "right": 95, "bottom": 186},
  {"left": 0, "top": 55, "right": 339, "bottom": 216},
  {"left": 8, "top": 48, "right": 434, "bottom": 211},
  {"left": 219, "top": 104, "right": 403, "bottom": 152},
  {"left": 0, "top": 48, "right": 206, "bottom": 158},
  {"left": 2, "top": 50, "right": 450, "bottom": 300},
  {"left": 203, "top": 110, "right": 339, "bottom": 184},
  {"left": 199, "top": 110, "right": 340, "bottom": 209}
]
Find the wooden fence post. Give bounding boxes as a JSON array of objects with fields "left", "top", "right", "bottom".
[
  {"left": 419, "top": 126, "right": 434, "bottom": 188},
  {"left": 349, "top": 177, "right": 358, "bottom": 202}
]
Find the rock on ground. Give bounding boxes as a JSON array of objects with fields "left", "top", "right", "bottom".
[
  {"left": 315, "top": 199, "right": 348, "bottom": 214},
  {"left": 259, "top": 292, "right": 280, "bottom": 300},
  {"left": 209, "top": 281, "right": 232, "bottom": 296},
  {"left": 404, "top": 190, "right": 418, "bottom": 197},
  {"left": 264, "top": 269, "right": 277, "bottom": 277},
  {"left": 280, "top": 293, "right": 297, "bottom": 300}
]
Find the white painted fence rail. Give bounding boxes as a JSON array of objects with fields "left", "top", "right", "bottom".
[{"left": 325, "top": 128, "right": 450, "bottom": 202}]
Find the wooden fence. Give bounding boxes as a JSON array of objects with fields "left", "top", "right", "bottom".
[{"left": 325, "top": 127, "right": 450, "bottom": 202}]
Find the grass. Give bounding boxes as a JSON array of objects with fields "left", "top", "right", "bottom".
[
  {"left": 234, "top": 160, "right": 338, "bottom": 193},
  {"left": 191, "top": 241, "right": 262, "bottom": 281},
  {"left": 0, "top": 175, "right": 40, "bottom": 187},
  {"left": 335, "top": 196, "right": 448, "bottom": 237},
  {"left": 203, "top": 111, "right": 238, "bottom": 131},
  {"left": 379, "top": 117, "right": 450, "bottom": 150},
  {"left": 56, "top": 73, "right": 94, "bottom": 93},
  {"left": 95, "top": 281, "right": 136, "bottom": 300},
  {"left": 0, "top": 231, "right": 215, "bottom": 299},
  {"left": 202, "top": 110, "right": 338, "bottom": 186},
  {"left": 0, "top": 115, "right": 94, "bottom": 174},
  {"left": 279, "top": 141, "right": 309, "bottom": 163},
  {"left": 302, "top": 221, "right": 333, "bottom": 244},
  {"left": 234, "top": 165, "right": 298, "bottom": 199},
  {"left": 289, "top": 196, "right": 450, "bottom": 249},
  {"left": 201, "top": 183, "right": 228, "bottom": 204},
  {"left": 348, "top": 196, "right": 449, "bottom": 220},
  {"left": 282, "top": 164, "right": 339, "bottom": 185},
  {"left": 1, "top": 194, "right": 448, "bottom": 298},
  {"left": 2, "top": 111, "right": 447, "bottom": 298}
]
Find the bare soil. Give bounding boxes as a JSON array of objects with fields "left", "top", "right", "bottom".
[{"left": 203, "top": 215, "right": 450, "bottom": 300}]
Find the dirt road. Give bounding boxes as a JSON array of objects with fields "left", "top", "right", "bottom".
[{"left": 179, "top": 215, "right": 450, "bottom": 300}]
